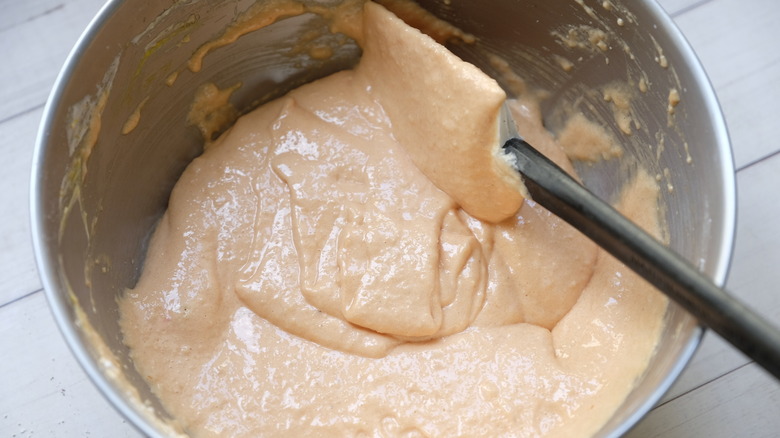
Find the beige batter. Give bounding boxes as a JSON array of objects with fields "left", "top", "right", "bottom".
[{"left": 120, "top": 3, "right": 667, "bottom": 437}]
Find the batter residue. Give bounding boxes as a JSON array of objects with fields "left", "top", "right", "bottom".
[{"left": 120, "top": 2, "right": 667, "bottom": 437}]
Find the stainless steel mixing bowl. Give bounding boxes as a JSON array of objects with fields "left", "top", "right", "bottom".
[{"left": 31, "top": 0, "right": 736, "bottom": 436}]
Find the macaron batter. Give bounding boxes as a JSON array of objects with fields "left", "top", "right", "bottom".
[{"left": 119, "top": 2, "right": 668, "bottom": 436}]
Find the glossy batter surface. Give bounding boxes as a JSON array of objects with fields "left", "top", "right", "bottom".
[{"left": 119, "top": 3, "right": 667, "bottom": 437}]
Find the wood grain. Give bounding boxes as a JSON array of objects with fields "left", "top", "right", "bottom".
[
  {"left": 0, "top": 292, "right": 138, "bottom": 437},
  {"left": 0, "top": 109, "right": 43, "bottom": 306},
  {"left": 0, "top": 0, "right": 106, "bottom": 122},
  {"left": 672, "top": 0, "right": 780, "bottom": 168}
]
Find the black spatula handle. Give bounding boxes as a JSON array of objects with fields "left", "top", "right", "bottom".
[{"left": 503, "top": 137, "right": 780, "bottom": 380}]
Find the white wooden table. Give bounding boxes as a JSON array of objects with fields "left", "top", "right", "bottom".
[{"left": 1, "top": 0, "right": 779, "bottom": 436}]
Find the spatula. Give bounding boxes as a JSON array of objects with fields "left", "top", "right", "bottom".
[{"left": 501, "top": 109, "right": 780, "bottom": 380}]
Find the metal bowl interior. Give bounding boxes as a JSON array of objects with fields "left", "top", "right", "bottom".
[{"left": 31, "top": 0, "right": 735, "bottom": 436}]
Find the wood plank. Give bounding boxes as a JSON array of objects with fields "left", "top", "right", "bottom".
[
  {"left": 0, "top": 0, "right": 65, "bottom": 33},
  {"left": 0, "top": 292, "right": 140, "bottom": 437},
  {"left": 627, "top": 361, "right": 780, "bottom": 437},
  {"left": 727, "top": 154, "right": 780, "bottom": 322},
  {"left": 657, "top": 0, "right": 714, "bottom": 16},
  {"left": 672, "top": 0, "right": 780, "bottom": 168},
  {"left": 719, "top": 59, "right": 780, "bottom": 170},
  {"left": 0, "top": 0, "right": 106, "bottom": 122},
  {"left": 0, "top": 108, "right": 44, "bottom": 307}
]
